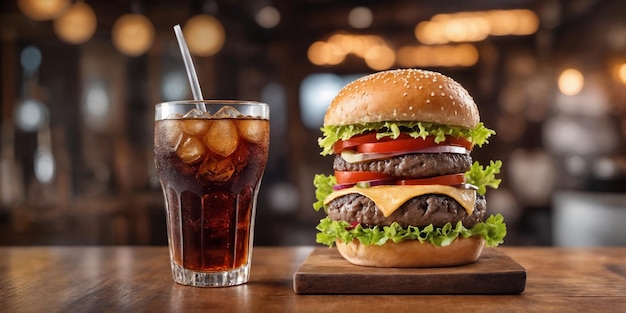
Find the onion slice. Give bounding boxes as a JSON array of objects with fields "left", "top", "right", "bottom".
[
  {"left": 413, "top": 145, "right": 469, "bottom": 154},
  {"left": 341, "top": 146, "right": 469, "bottom": 163},
  {"left": 355, "top": 178, "right": 395, "bottom": 188},
  {"left": 332, "top": 178, "right": 396, "bottom": 190},
  {"left": 332, "top": 182, "right": 356, "bottom": 191}
]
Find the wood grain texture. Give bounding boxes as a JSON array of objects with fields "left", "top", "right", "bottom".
[
  {"left": 1, "top": 246, "right": 626, "bottom": 312},
  {"left": 293, "top": 247, "right": 526, "bottom": 294}
]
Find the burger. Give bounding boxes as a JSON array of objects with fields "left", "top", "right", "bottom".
[{"left": 313, "top": 69, "right": 506, "bottom": 267}]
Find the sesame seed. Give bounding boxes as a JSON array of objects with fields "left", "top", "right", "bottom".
[
  {"left": 426, "top": 99, "right": 431, "bottom": 104},
  {"left": 438, "top": 85, "right": 443, "bottom": 89},
  {"left": 403, "top": 93, "right": 408, "bottom": 97},
  {"left": 430, "top": 92, "right": 435, "bottom": 97},
  {"left": 418, "top": 86, "right": 423, "bottom": 90},
  {"left": 441, "top": 93, "right": 445, "bottom": 97},
  {"left": 409, "top": 106, "right": 413, "bottom": 110}
]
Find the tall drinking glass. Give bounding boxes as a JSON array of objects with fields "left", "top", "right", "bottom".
[{"left": 154, "top": 100, "right": 269, "bottom": 287}]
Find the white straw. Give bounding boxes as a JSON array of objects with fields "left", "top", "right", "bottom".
[{"left": 173, "top": 24, "right": 205, "bottom": 107}]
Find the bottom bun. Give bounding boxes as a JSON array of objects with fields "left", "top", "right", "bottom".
[{"left": 336, "top": 236, "right": 485, "bottom": 268}]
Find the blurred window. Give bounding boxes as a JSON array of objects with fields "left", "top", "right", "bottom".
[{"left": 299, "top": 73, "right": 362, "bottom": 129}]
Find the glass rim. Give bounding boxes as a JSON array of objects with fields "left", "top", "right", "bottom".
[
  {"left": 155, "top": 100, "right": 269, "bottom": 121},
  {"left": 156, "top": 100, "right": 268, "bottom": 108}
]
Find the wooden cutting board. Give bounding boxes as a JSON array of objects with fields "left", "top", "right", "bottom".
[{"left": 293, "top": 247, "right": 526, "bottom": 295}]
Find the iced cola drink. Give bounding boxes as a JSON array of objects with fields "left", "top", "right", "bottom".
[{"left": 154, "top": 101, "right": 269, "bottom": 287}]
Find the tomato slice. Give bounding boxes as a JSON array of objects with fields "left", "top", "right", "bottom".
[
  {"left": 332, "top": 133, "right": 412, "bottom": 154},
  {"left": 333, "top": 133, "right": 378, "bottom": 154},
  {"left": 396, "top": 174, "right": 466, "bottom": 186},
  {"left": 334, "top": 133, "right": 473, "bottom": 154},
  {"left": 356, "top": 136, "right": 473, "bottom": 154},
  {"left": 334, "top": 171, "right": 393, "bottom": 184},
  {"left": 357, "top": 137, "right": 437, "bottom": 153}
]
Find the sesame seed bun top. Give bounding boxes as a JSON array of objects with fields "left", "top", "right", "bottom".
[{"left": 324, "top": 69, "right": 480, "bottom": 129}]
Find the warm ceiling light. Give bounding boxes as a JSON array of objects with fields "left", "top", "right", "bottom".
[
  {"left": 416, "top": 9, "right": 539, "bottom": 44},
  {"left": 18, "top": 0, "right": 70, "bottom": 21},
  {"left": 183, "top": 14, "right": 225, "bottom": 57},
  {"left": 307, "top": 41, "right": 344, "bottom": 66},
  {"left": 307, "top": 41, "right": 327, "bottom": 65},
  {"left": 308, "top": 33, "right": 393, "bottom": 68},
  {"left": 112, "top": 14, "right": 155, "bottom": 56},
  {"left": 558, "top": 68, "right": 584, "bottom": 96},
  {"left": 327, "top": 33, "right": 351, "bottom": 54},
  {"left": 53, "top": 1, "right": 97, "bottom": 44},
  {"left": 443, "top": 15, "right": 489, "bottom": 43},
  {"left": 364, "top": 44, "right": 395, "bottom": 70},
  {"left": 510, "top": 9, "right": 540, "bottom": 35},
  {"left": 615, "top": 63, "right": 626, "bottom": 85},
  {"left": 414, "top": 21, "right": 446, "bottom": 45},
  {"left": 486, "top": 10, "right": 518, "bottom": 36}
]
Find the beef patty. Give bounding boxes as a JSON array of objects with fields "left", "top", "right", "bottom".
[
  {"left": 334, "top": 153, "right": 472, "bottom": 179},
  {"left": 326, "top": 193, "right": 486, "bottom": 228}
]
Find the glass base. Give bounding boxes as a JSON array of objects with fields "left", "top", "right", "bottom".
[{"left": 171, "top": 263, "right": 250, "bottom": 287}]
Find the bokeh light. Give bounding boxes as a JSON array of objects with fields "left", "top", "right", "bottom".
[
  {"left": 112, "top": 14, "right": 155, "bottom": 56},
  {"left": 348, "top": 6, "right": 373, "bottom": 29},
  {"left": 14, "top": 99, "right": 48, "bottom": 132},
  {"left": 307, "top": 41, "right": 345, "bottom": 66},
  {"left": 617, "top": 63, "right": 626, "bottom": 85},
  {"left": 256, "top": 6, "right": 281, "bottom": 29},
  {"left": 363, "top": 44, "right": 395, "bottom": 70},
  {"left": 183, "top": 14, "right": 225, "bottom": 57},
  {"left": 18, "top": 0, "right": 70, "bottom": 21},
  {"left": 415, "top": 9, "right": 539, "bottom": 45},
  {"left": 20, "top": 45, "right": 42, "bottom": 73},
  {"left": 53, "top": 1, "right": 97, "bottom": 44},
  {"left": 558, "top": 68, "right": 584, "bottom": 96},
  {"left": 34, "top": 147, "right": 55, "bottom": 184},
  {"left": 83, "top": 80, "right": 110, "bottom": 130}
]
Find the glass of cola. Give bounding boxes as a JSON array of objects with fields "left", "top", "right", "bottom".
[{"left": 154, "top": 100, "right": 269, "bottom": 287}]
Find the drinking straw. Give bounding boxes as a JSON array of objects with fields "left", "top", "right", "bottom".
[{"left": 173, "top": 24, "right": 205, "bottom": 109}]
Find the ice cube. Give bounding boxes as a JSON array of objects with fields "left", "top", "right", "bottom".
[
  {"left": 155, "top": 120, "right": 184, "bottom": 151},
  {"left": 237, "top": 119, "right": 268, "bottom": 144},
  {"left": 205, "top": 120, "right": 238, "bottom": 157},
  {"left": 176, "top": 135, "right": 206, "bottom": 164},
  {"left": 183, "top": 108, "right": 211, "bottom": 119},
  {"left": 212, "top": 106, "right": 242, "bottom": 119},
  {"left": 181, "top": 119, "right": 211, "bottom": 136},
  {"left": 198, "top": 156, "right": 235, "bottom": 182},
  {"left": 231, "top": 143, "right": 249, "bottom": 172}
]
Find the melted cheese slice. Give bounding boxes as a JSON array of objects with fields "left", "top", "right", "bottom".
[{"left": 324, "top": 185, "right": 476, "bottom": 217}]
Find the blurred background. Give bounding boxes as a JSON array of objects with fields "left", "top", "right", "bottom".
[{"left": 0, "top": 0, "right": 625, "bottom": 247}]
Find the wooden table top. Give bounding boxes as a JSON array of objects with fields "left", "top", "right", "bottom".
[{"left": 1, "top": 246, "right": 625, "bottom": 312}]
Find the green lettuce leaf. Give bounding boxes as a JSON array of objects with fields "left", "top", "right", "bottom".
[
  {"left": 315, "top": 214, "right": 507, "bottom": 248},
  {"left": 313, "top": 174, "right": 336, "bottom": 212},
  {"left": 318, "top": 121, "right": 495, "bottom": 156},
  {"left": 465, "top": 160, "right": 502, "bottom": 196}
]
